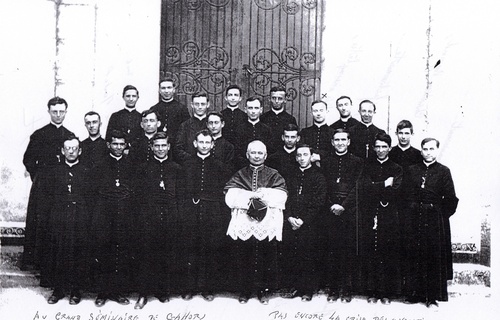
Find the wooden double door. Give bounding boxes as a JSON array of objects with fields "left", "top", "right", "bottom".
[{"left": 160, "top": 0, "right": 323, "bottom": 128}]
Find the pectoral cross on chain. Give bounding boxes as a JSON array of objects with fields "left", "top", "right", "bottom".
[
  {"left": 115, "top": 179, "right": 120, "bottom": 187},
  {"left": 159, "top": 180, "right": 165, "bottom": 190},
  {"left": 373, "top": 215, "right": 378, "bottom": 230},
  {"left": 421, "top": 176, "right": 426, "bottom": 188},
  {"left": 67, "top": 184, "right": 72, "bottom": 193}
]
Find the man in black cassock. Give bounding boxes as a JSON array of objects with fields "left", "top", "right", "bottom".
[
  {"left": 299, "top": 100, "right": 333, "bottom": 167},
  {"left": 321, "top": 129, "right": 364, "bottom": 303},
  {"left": 149, "top": 78, "right": 190, "bottom": 140},
  {"left": 233, "top": 97, "right": 272, "bottom": 169},
  {"left": 206, "top": 111, "right": 235, "bottom": 171},
  {"left": 90, "top": 130, "right": 135, "bottom": 307},
  {"left": 266, "top": 123, "right": 301, "bottom": 183},
  {"left": 225, "top": 140, "right": 287, "bottom": 304},
  {"left": 180, "top": 130, "right": 231, "bottom": 301},
  {"left": 22, "top": 97, "right": 74, "bottom": 270},
  {"left": 105, "top": 85, "right": 142, "bottom": 142},
  {"left": 40, "top": 136, "right": 91, "bottom": 305},
  {"left": 173, "top": 92, "right": 209, "bottom": 163},
  {"left": 81, "top": 111, "right": 107, "bottom": 169},
  {"left": 281, "top": 144, "right": 326, "bottom": 301},
  {"left": 359, "top": 132, "right": 403, "bottom": 304},
  {"left": 221, "top": 84, "right": 246, "bottom": 147},
  {"left": 330, "top": 95, "right": 361, "bottom": 131},
  {"left": 261, "top": 86, "right": 297, "bottom": 154},
  {"left": 403, "top": 138, "right": 458, "bottom": 308},
  {"left": 128, "top": 109, "right": 161, "bottom": 164},
  {"left": 133, "top": 132, "right": 183, "bottom": 309},
  {"left": 349, "top": 100, "right": 386, "bottom": 159}
]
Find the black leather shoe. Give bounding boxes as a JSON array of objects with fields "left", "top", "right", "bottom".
[
  {"left": 327, "top": 292, "right": 339, "bottom": 303},
  {"left": 238, "top": 293, "right": 249, "bottom": 304},
  {"left": 341, "top": 294, "right": 352, "bottom": 303},
  {"left": 258, "top": 289, "right": 270, "bottom": 305},
  {"left": 69, "top": 291, "right": 81, "bottom": 305},
  {"left": 182, "top": 293, "right": 193, "bottom": 300},
  {"left": 426, "top": 300, "right": 438, "bottom": 308},
  {"left": 367, "top": 297, "right": 378, "bottom": 304},
  {"left": 95, "top": 294, "right": 107, "bottom": 307},
  {"left": 134, "top": 296, "right": 148, "bottom": 309},
  {"left": 109, "top": 294, "right": 129, "bottom": 305},
  {"left": 156, "top": 295, "right": 170, "bottom": 303},
  {"left": 202, "top": 292, "right": 214, "bottom": 301},
  {"left": 381, "top": 297, "right": 391, "bottom": 305},
  {"left": 301, "top": 294, "right": 312, "bottom": 302},
  {"left": 47, "top": 289, "right": 64, "bottom": 304}
]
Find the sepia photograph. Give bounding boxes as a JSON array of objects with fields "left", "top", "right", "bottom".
[{"left": 0, "top": 1, "right": 497, "bottom": 319}]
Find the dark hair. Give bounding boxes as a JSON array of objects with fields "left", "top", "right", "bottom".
[
  {"left": 207, "top": 111, "right": 224, "bottom": 122},
  {"left": 359, "top": 99, "right": 376, "bottom": 112},
  {"left": 270, "top": 86, "right": 286, "bottom": 94},
  {"left": 84, "top": 111, "right": 100, "bottom": 120},
  {"left": 106, "top": 130, "right": 127, "bottom": 143},
  {"left": 47, "top": 97, "right": 68, "bottom": 109},
  {"left": 192, "top": 92, "right": 208, "bottom": 101},
  {"left": 373, "top": 132, "right": 391, "bottom": 146},
  {"left": 295, "top": 143, "right": 312, "bottom": 153},
  {"left": 283, "top": 123, "right": 299, "bottom": 134},
  {"left": 122, "top": 85, "right": 139, "bottom": 97},
  {"left": 62, "top": 134, "right": 80, "bottom": 147},
  {"left": 311, "top": 99, "right": 327, "bottom": 109},
  {"left": 141, "top": 109, "right": 159, "bottom": 119},
  {"left": 336, "top": 95, "right": 352, "bottom": 106},
  {"left": 332, "top": 128, "right": 350, "bottom": 140},
  {"left": 159, "top": 78, "right": 175, "bottom": 87},
  {"left": 194, "top": 129, "right": 213, "bottom": 141},
  {"left": 225, "top": 84, "right": 242, "bottom": 96},
  {"left": 396, "top": 120, "right": 413, "bottom": 134},
  {"left": 421, "top": 137, "right": 440, "bottom": 148},
  {"left": 246, "top": 96, "right": 261, "bottom": 105},
  {"left": 151, "top": 132, "right": 169, "bottom": 144}
]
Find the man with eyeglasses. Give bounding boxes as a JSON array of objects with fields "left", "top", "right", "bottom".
[{"left": 22, "top": 96, "right": 74, "bottom": 271}]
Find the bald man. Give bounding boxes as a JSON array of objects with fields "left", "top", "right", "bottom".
[{"left": 225, "top": 140, "right": 287, "bottom": 305}]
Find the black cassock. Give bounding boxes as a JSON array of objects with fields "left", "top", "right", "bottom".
[
  {"left": 80, "top": 136, "right": 108, "bottom": 169},
  {"left": 281, "top": 165, "right": 326, "bottom": 295},
  {"left": 260, "top": 110, "right": 297, "bottom": 154},
  {"left": 90, "top": 154, "right": 137, "bottom": 294},
  {"left": 134, "top": 157, "right": 183, "bottom": 296},
  {"left": 358, "top": 158, "right": 403, "bottom": 298},
  {"left": 39, "top": 162, "right": 92, "bottom": 291},
  {"left": 266, "top": 147, "right": 298, "bottom": 183},
  {"left": 22, "top": 123, "right": 74, "bottom": 269},
  {"left": 403, "top": 161, "right": 458, "bottom": 301},
  {"left": 320, "top": 152, "right": 364, "bottom": 295},
  {"left": 105, "top": 108, "right": 142, "bottom": 141},
  {"left": 299, "top": 124, "right": 334, "bottom": 165},
  {"left": 181, "top": 154, "right": 231, "bottom": 294},
  {"left": 349, "top": 123, "right": 385, "bottom": 159},
  {"left": 149, "top": 99, "right": 190, "bottom": 140}
]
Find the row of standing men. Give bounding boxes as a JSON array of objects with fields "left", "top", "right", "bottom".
[{"left": 22, "top": 81, "right": 458, "bottom": 309}]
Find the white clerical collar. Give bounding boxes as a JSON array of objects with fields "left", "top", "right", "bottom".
[
  {"left": 314, "top": 122, "right": 326, "bottom": 128},
  {"left": 145, "top": 132, "right": 156, "bottom": 139},
  {"left": 272, "top": 108, "right": 284, "bottom": 115},
  {"left": 336, "top": 150, "right": 348, "bottom": 156},
  {"left": 124, "top": 107, "right": 136, "bottom": 112},
  {"left": 194, "top": 114, "right": 207, "bottom": 121},
  {"left": 424, "top": 160, "right": 436, "bottom": 167},
  {"left": 197, "top": 153, "right": 210, "bottom": 160},
  {"left": 227, "top": 105, "right": 240, "bottom": 111},
  {"left": 398, "top": 144, "right": 411, "bottom": 151},
  {"left": 89, "top": 135, "right": 101, "bottom": 141},
  {"left": 248, "top": 119, "right": 260, "bottom": 125},
  {"left": 340, "top": 116, "right": 351, "bottom": 122},
  {"left": 300, "top": 164, "right": 312, "bottom": 172},
  {"left": 377, "top": 157, "right": 389, "bottom": 164},
  {"left": 65, "top": 160, "right": 79, "bottom": 167},
  {"left": 362, "top": 122, "right": 373, "bottom": 127},
  {"left": 284, "top": 146, "right": 296, "bottom": 154},
  {"left": 154, "top": 155, "right": 168, "bottom": 162},
  {"left": 162, "top": 98, "right": 174, "bottom": 103},
  {"left": 250, "top": 164, "right": 264, "bottom": 170},
  {"left": 109, "top": 153, "right": 122, "bottom": 161},
  {"left": 212, "top": 133, "right": 222, "bottom": 140},
  {"left": 51, "top": 122, "right": 63, "bottom": 128}
]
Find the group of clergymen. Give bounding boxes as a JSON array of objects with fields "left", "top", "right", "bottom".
[{"left": 22, "top": 79, "right": 458, "bottom": 309}]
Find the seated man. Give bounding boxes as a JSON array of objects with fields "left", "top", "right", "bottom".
[{"left": 225, "top": 140, "right": 287, "bottom": 304}]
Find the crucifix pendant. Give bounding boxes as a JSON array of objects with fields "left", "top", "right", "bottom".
[
  {"left": 115, "top": 179, "right": 120, "bottom": 187},
  {"left": 159, "top": 180, "right": 165, "bottom": 190},
  {"left": 336, "top": 177, "right": 341, "bottom": 183},
  {"left": 298, "top": 185, "right": 302, "bottom": 195},
  {"left": 421, "top": 177, "right": 426, "bottom": 188},
  {"left": 373, "top": 215, "right": 378, "bottom": 230},
  {"left": 67, "top": 184, "right": 72, "bottom": 193}
]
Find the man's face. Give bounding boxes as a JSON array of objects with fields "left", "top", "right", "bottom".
[
  {"left": 397, "top": 128, "right": 412, "bottom": 147},
  {"left": 374, "top": 140, "right": 391, "bottom": 160},
  {"left": 191, "top": 96, "right": 209, "bottom": 117},
  {"left": 296, "top": 147, "right": 312, "bottom": 168},
  {"left": 421, "top": 140, "right": 438, "bottom": 163},
  {"left": 225, "top": 88, "right": 242, "bottom": 107},
  {"left": 141, "top": 113, "right": 160, "bottom": 134},
  {"left": 48, "top": 103, "right": 67, "bottom": 125},
  {"left": 107, "top": 137, "right": 126, "bottom": 157},
  {"left": 84, "top": 114, "right": 101, "bottom": 137},
  {"left": 332, "top": 132, "right": 350, "bottom": 154},
  {"left": 152, "top": 138, "right": 170, "bottom": 159},
  {"left": 282, "top": 130, "right": 299, "bottom": 149},
  {"left": 246, "top": 144, "right": 267, "bottom": 165},
  {"left": 270, "top": 90, "right": 286, "bottom": 111},
  {"left": 311, "top": 102, "right": 327, "bottom": 124},
  {"left": 207, "top": 115, "right": 224, "bottom": 136},
  {"left": 193, "top": 134, "right": 214, "bottom": 155},
  {"left": 336, "top": 98, "right": 352, "bottom": 118},
  {"left": 246, "top": 100, "right": 262, "bottom": 121},
  {"left": 61, "top": 139, "right": 81, "bottom": 162},
  {"left": 159, "top": 81, "right": 176, "bottom": 101},
  {"left": 123, "top": 89, "right": 139, "bottom": 108},
  {"left": 359, "top": 102, "right": 375, "bottom": 124}
]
